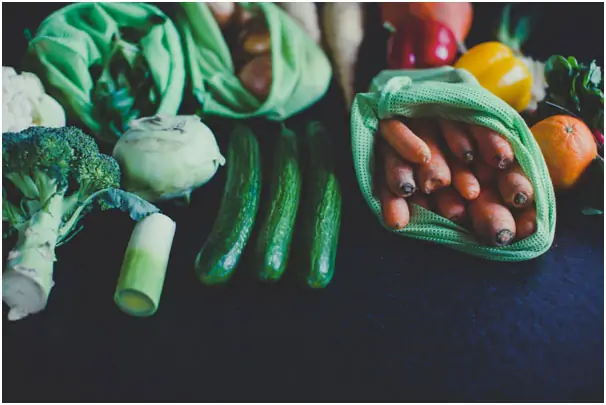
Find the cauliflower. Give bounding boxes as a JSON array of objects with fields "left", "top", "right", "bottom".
[{"left": 2, "top": 66, "right": 66, "bottom": 133}]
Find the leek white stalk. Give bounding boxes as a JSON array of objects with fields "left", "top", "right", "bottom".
[{"left": 114, "top": 213, "right": 176, "bottom": 317}]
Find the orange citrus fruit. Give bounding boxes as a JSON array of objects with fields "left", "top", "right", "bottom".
[{"left": 530, "top": 115, "right": 598, "bottom": 191}]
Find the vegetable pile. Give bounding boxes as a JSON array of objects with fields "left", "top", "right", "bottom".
[
  {"left": 195, "top": 122, "right": 342, "bottom": 289},
  {"left": 376, "top": 118, "right": 537, "bottom": 247},
  {"left": 1, "top": 2, "right": 602, "bottom": 323},
  {"left": 2, "top": 126, "right": 165, "bottom": 320}
]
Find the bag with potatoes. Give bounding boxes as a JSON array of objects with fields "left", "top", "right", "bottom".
[
  {"left": 351, "top": 67, "right": 557, "bottom": 262},
  {"left": 176, "top": 2, "right": 332, "bottom": 121}
]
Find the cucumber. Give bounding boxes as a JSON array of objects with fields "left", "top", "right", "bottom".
[
  {"left": 253, "top": 126, "right": 302, "bottom": 282},
  {"left": 298, "top": 121, "right": 342, "bottom": 289},
  {"left": 195, "top": 124, "right": 262, "bottom": 285}
]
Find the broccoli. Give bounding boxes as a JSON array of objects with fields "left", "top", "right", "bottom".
[{"left": 2, "top": 126, "right": 160, "bottom": 321}]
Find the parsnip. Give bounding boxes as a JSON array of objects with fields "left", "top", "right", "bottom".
[
  {"left": 322, "top": 3, "right": 364, "bottom": 110},
  {"left": 278, "top": 2, "right": 321, "bottom": 44}
]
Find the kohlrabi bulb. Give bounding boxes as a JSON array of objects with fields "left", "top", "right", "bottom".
[{"left": 113, "top": 114, "right": 226, "bottom": 203}]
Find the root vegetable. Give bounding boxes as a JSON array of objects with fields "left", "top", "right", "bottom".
[
  {"left": 208, "top": 2, "right": 236, "bottom": 29},
  {"left": 242, "top": 31, "right": 271, "bottom": 56},
  {"left": 379, "top": 119, "right": 431, "bottom": 164},
  {"left": 438, "top": 118, "right": 476, "bottom": 163},
  {"left": 469, "top": 187, "right": 516, "bottom": 247},
  {"left": 433, "top": 187, "right": 468, "bottom": 224},
  {"left": 239, "top": 55, "right": 273, "bottom": 101},
  {"left": 515, "top": 207, "right": 537, "bottom": 241},
  {"left": 469, "top": 124, "right": 514, "bottom": 169},
  {"left": 474, "top": 160, "right": 497, "bottom": 185},
  {"left": 277, "top": 2, "right": 321, "bottom": 44},
  {"left": 380, "top": 142, "right": 416, "bottom": 197},
  {"left": 409, "top": 119, "right": 451, "bottom": 194},
  {"left": 450, "top": 158, "right": 481, "bottom": 200},
  {"left": 380, "top": 186, "right": 410, "bottom": 229},
  {"left": 409, "top": 192, "right": 432, "bottom": 210},
  {"left": 322, "top": 3, "right": 364, "bottom": 109},
  {"left": 497, "top": 162, "right": 535, "bottom": 208}
]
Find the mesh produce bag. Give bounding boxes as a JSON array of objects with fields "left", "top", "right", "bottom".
[
  {"left": 176, "top": 2, "right": 332, "bottom": 121},
  {"left": 351, "top": 67, "right": 556, "bottom": 261},
  {"left": 24, "top": 3, "right": 186, "bottom": 144}
]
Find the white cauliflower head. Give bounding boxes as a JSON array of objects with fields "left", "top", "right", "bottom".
[{"left": 2, "top": 66, "right": 66, "bottom": 133}]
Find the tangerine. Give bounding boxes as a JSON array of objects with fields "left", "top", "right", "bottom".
[{"left": 530, "top": 115, "right": 597, "bottom": 191}]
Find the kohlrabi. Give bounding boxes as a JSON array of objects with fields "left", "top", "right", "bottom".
[{"left": 112, "top": 114, "right": 226, "bottom": 203}]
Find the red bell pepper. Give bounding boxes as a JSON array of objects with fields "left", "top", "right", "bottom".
[{"left": 386, "top": 14, "right": 458, "bottom": 69}]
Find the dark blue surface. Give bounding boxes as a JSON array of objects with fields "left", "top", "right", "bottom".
[{"left": 3, "top": 2, "right": 604, "bottom": 402}]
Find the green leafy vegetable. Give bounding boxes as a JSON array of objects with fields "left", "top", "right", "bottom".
[{"left": 542, "top": 55, "right": 604, "bottom": 135}]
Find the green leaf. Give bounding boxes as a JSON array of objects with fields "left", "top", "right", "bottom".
[
  {"left": 567, "top": 56, "right": 580, "bottom": 70},
  {"left": 586, "top": 61, "right": 602, "bottom": 87},
  {"left": 100, "top": 188, "right": 160, "bottom": 222},
  {"left": 581, "top": 207, "right": 604, "bottom": 215}
]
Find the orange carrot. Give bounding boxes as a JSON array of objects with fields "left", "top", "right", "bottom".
[
  {"left": 515, "top": 207, "right": 537, "bottom": 241},
  {"left": 498, "top": 162, "right": 535, "bottom": 209},
  {"left": 408, "top": 119, "right": 451, "bottom": 194},
  {"left": 380, "top": 142, "right": 417, "bottom": 197},
  {"left": 409, "top": 192, "right": 431, "bottom": 210},
  {"left": 450, "top": 158, "right": 481, "bottom": 200},
  {"left": 380, "top": 186, "right": 410, "bottom": 230},
  {"left": 468, "top": 124, "right": 515, "bottom": 169},
  {"left": 438, "top": 118, "right": 476, "bottom": 163},
  {"left": 468, "top": 187, "right": 517, "bottom": 246},
  {"left": 379, "top": 119, "right": 432, "bottom": 164},
  {"left": 474, "top": 160, "right": 496, "bottom": 185},
  {"left": 433, "top": 187, "right": 468, "bottom": 224}
]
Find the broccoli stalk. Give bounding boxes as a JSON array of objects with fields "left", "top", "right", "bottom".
[
  {"left": 4, "top": 194, "right": 63, "bottom": 320},
  {"left": 2, "top": 126, "right": 160, "bottom": 321}
]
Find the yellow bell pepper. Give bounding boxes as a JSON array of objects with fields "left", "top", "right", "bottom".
[{"left": 454, "top": 41, "right": 532, "bottom": 112}]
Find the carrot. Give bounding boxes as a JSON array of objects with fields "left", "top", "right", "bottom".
[
  {"left": 438, "top": 119, "right": 476, "bottom": 163},
  {"left": 468, "top": 124, "right": 515, "bottom": 169},
  {"left": 409, "top": 192, "right": 431, "bottom": 210},
  {"left": 408, "top": 119, "right": 451, "bottom": 194},
  {"left": 380, "top": 142, "right": 416, "bottom": 197},
  {"left": 468, "top": 187, "right": 517, "bottom": 247},
  {"left": 380, "top": 185, "right": 410, "bottom": 230},
  {"left": 474, "top": 160, "right": 496, "bottom": 185},
  {"left": 433, "top": 187, "right": 467, "bottom": 224},
  {"left": 497, "top": 162, "right": 534, "bottom": 209},
  {"left": 514, "top": 207, "right": 537, "bottom": 241},
  {"left": 450, "top": 158, "right": 481, "bottom": 200},
  {"left": 379, "top": 119, "right": 432, "bottom": 164},
  {"left": 322, "top": 3, "right": 364, "bottom": 109},
  {"left": 278, "top": 3, "right": 321, "bottom": 44}
]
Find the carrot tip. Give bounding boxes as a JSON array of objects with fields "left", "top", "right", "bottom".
[
  {"left": 495, "top": 229, "right": 515, "bottom": 246},
  {"left": 462, "top": 152, "right": 474, "bottom": 163},
  {"left": 401, "top": 184, "right": 415, "bottom": 196},
  {"left": 513, "top": 193, "right": 528, "bottom": 206},
  {"left": 495, "top": 157, "right": 514, "bottom": 170}
]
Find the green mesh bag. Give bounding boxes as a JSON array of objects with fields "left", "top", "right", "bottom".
[
  {"left": 176, "top": 2, "right": 332, "bottom": 121},
  {"left": 351, "top": 67, "right": 556, "bottom": 262},
  {"left": 24, "top": 2, "right": 186, "bottom": 144}
]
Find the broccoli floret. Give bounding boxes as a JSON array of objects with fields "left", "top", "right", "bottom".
[{"left": 2, "top": 126, "right": 122, "bottom": 320}]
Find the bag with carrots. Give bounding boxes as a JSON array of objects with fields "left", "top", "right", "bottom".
[
  {"left": 175, "top": 2, "right": 332, "bottom": 121},
  {"left": 351, "top": 67, "right": 556, "bottom": 261}
]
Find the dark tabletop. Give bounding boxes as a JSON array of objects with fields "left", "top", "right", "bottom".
[{"left": 3, "top": 3, "right": 604, "bottom": 403}]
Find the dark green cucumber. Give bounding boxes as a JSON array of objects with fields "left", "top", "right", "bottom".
[
  {"left": 299, "top": 121, "right": 342, "bottom": 289},
  {"left": 253, "top": 126, "right": 302, "bottom": 282},
  {"left": 195, "top": 125, "right": 262, "bottom": 285}
]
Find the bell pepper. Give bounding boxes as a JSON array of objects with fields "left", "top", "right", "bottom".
[
  {"left": 386, "top": 14, "right": 457, "bottom": 70},
  {"left": 454, "top": 41, "right": 532, "bottom": 112}
]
